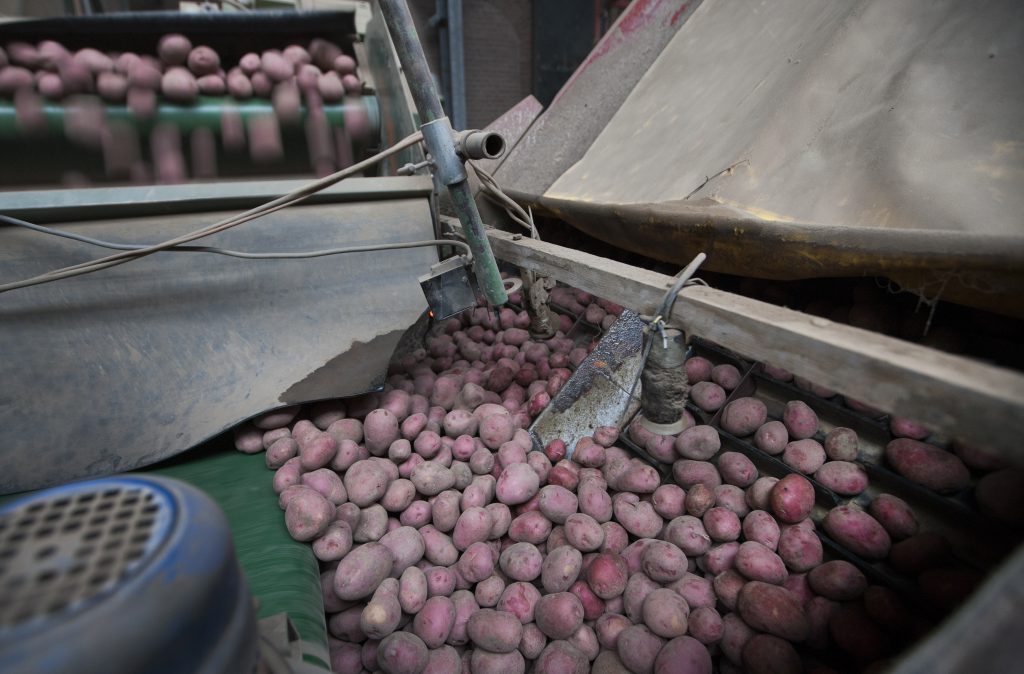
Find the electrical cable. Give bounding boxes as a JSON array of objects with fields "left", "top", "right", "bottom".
[
  {"left": 0, "top": 130, "right": 424, "bottom": 294},
  {"left": 469, "top": 162, "right": 537, "bottom": 238},
  {"left": 616, "top": 252, "right": 709, "bottom": 427},
  {"left": 0, "top": 214, "right": 471, "bottom": 260}
]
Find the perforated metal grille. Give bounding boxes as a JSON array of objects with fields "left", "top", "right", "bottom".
[{"left": 0, "top": 485, "right": 165, "bottom": 628}]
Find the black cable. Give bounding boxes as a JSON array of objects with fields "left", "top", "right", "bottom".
[{"left": 0, "top": 214, "right": 472, "bottom": 261}]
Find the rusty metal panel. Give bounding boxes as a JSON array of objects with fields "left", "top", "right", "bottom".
[
  {"left": 0, "top": 187, "right": 435, "bottom": 494},
  {"left": 528, "top": 311, "right": 644, "bottom": 455},
  {"left": 501, "top": 0, "right": 1024, "bottom": 317}
]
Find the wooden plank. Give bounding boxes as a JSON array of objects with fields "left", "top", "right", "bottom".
[{"left": 443, "top": 217, "right": 1024, "bottom": 460}]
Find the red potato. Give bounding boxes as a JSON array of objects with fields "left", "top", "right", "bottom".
[
  {"left": 734, "top": 541, "right": 787, "bottom": 584},
  {"left": 711, "top": 363, "right": 742, "bottom": 390},
  {"left": 595, "top": 613, "right": 632, "bottom": 650},
  {"left": 703, "top": 507, "right": 741, "bottom": 542},
  {"left": 301, "top": 467, "right": 346, "bottom": 504},
  {"left": 741, "top": 634, "right": 802, "bottom": 674},
  {"left": 652, "top": 484, "right": 686, "bottom": 519},
  {"left": 700, "top": 541, "right": 739, "bottom": 575},
  {"left": 186, "top": 45, "right": 219, "bottom": 76},
  {"left": 642, "top": 588, "right": 690, "bottom": 638},
  {"left": 885, "top": 438, "right": 971, "bottom": 493},
  {"left": 890, "top": 416, "right": 930, "bottom": 440},
  {"left": 685, "top": 483, "right": 715, "bottom": 517},
  {"left": 538, "top": 485, "right": 578, "bottom": 524},
  {"left": 534, "top": 641, "right": 589, "bottom": 674},
  {"left": 690, "top": 381, "right": 727, "bottom": 412},
  {"left": 742, "top": 510, "right": 781, "bottom": 550},
  {"left": 379, "top": 526, "right": 425, "bottom": 575},
  {"left": 719, "top": 612, "right": 755, "bottom": 666},
  {"left": 496, "top": 462, "right": 540, "bottom": 505},
  {"left": 343, "top": 459, "right": 390, "bottom": 506},
  {"left": 672, "top": 460, "right": 722, "bottom": 490},
  {"left": 361, "top": 578, "right": 402, "bottom": 639},
  {"left": 447, "top": 589, "right": 478, "bottom": 646},
  {"left": 399, "top": 566, "right": 428, "bottom": 614},
  {"left": 824, "top": 427, "right": 859, "bottom": 461},
  {"left": 617, "top": 624, "right": 665, "bottom": 674},
  {"left": 777, "top": 524, "right": 822, "bottom": 572},
  {"left": 815, "top": 460, "right": 868, "bottom": 495},
  {"left": 499, "top": 542, "right": 543, "bottom": 581},
  {"left": 586, "top": 551, "right": 628, "bottom": 599},
  {"left": 535, "top": 592, "right": 585, "bottom": 640},
  {"left": 808, "top": 560, "right": 867, "bottom": 601},
  {"left": 299, "top": 433, "right": 338, "bottom": 470},
  {"left": 864, "top": 493, "right": 918, "bottom": 541},
  {"left": 161, "top": 66, "right": 198, "bottom": 104},
  {"left": 569, "top": 579, "right": 605, "bottom": 620},
  {"left": 96, "top": 71, "right": 128, "bottom": 102},
  {"left": 541, "top": 545, "right": 583, "bottom": 593},
  {"left": 475, "top": 574, "right": 505, "bottom": 607},
  {"left": 196, "top": 73, "right": 225, "bottom": 95},
  {"left": 612, "top": 495, "right": 663, "bottom": 539},
  {"left": 333, "top": 53, "right": 357, "bottom": 75},
  {"left": 600, "top": 521, "right": 629, "bottom": 554},
  {"left": 687, "top": 606, "right": 723, "bottom": 646},
  {"left": 233, "top": 423, "right": 263, "bottom": 453},
  {"left": 422, "top": 645, "right": 461, "bottom": 674},
  {"left": 497, "top": 581, "right": 541, "bottom": 624},
  {"left": 353, "top": 504, "right": 388, "bottom": 542},
  {"left": 285, "top": 488, "right": 334, "bottom": 541},
  {"left": 720, "top": 398, "right": 768, "bottom": 436},
  {"left": 974, "top": 468, "right": 1024, "bottom": 525},
  {"left": 313, "top": 520, "right": 353, "bottom": 562},
  {"left": 822, "top": 505, "right": 891, "bottom": 560},
  {"left": 564, "top": 513, "right": 605, "bottom": 551},
  {"left": 624, "top": 572, "right": 662, "bottom": 623},
  {"left": 158, "top": 34, "right": 192, "bottom": 66},
  {"left": 467, "top": 609, "right": 523, "bottom": 653},
  {"left": 717, "top": 452, "right": 758, "bottom": 487},
  {"left": 377, "top": 631, "right": 429, "bottom": 674},
  {"left": 684, "top": 356, "right": 713, "bottom": 383},
  {"left": 783, "top": 438, "right": 826, "bottom": 474},
  {"left": 663, "top": 515, "right": 712, "bottom": 557},
  {"left": 656, "top": 635, "right": 712, "bottom": 674},
  {"left": 782, "top": 400, "right": 818, "bottom": 439},
  {"left": 770, "top": 473, "right": 815, "bottom": 523},
  {"left": 745, "top": 476, "right": 779, "bottom": 511},
  {"left": 266, "top": 437, "right": 298, "bottom": 469},
  {"left": 737, "top": 581, "right": 809, "bottom": 642},
  {"left": 334, "top": 542, "right": 394, "bottom": 600},
  {"left": 508, "top": 510, "right": 551, "bottom": 544},
  {"left": 424, "top": 565, "right": 456, "bottom": 597},
  {"left": 828, "top": 604, "right": 890, "bottom": 661},
  {"left": 413, "top": 595, "right": 456, "bottom": 648},
  {"left": 330, "top": 642, "right": 362, "bottom": 673},
  {"left": 754, "top": 421, "right": 789, "bottom": 455}
]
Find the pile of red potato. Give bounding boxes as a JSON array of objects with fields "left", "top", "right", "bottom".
[
  {"left": 233, "top": 286, "right": 1022, "bottom": 674},
  {"left": 0, "top": 35, "right": 368, "bottom": 180}
]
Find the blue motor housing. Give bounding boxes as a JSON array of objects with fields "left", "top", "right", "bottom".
[{"left": 0, "top": 475, "right": 258, "bottom": 674}]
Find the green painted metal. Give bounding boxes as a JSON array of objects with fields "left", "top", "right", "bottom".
[{"left": 377, "top": 0, "right": 508, "bottom": 306}]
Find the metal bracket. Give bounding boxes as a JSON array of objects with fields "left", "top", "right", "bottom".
[{"left": 420, "top": 116, "right": 467, "bottom": 186}]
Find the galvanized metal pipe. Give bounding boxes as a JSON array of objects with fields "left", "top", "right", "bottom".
[
  {"left": 378, "top": 0, "right": 508, "bottom": 306},
  {"left": 446, "top": 0, "right": 467, "bottom": 129}
]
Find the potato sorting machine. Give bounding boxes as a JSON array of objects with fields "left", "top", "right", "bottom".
[{"left": 1, "top": 1, "right": 1022, "bottom": 673}]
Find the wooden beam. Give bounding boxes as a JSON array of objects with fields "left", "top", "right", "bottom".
[{"left": 443, "top": 217, "right": 1024, "bottom": 461}]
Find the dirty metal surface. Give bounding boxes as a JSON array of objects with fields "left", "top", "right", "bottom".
[
  {"left": 505, "top": 0, "right": 1024, "bottom": 317},
  {"left": 0, "top": 191, "right": 435, "bottom": 495},
  {"left": 528, "top": 310, "right": 645, "bottom": 454},
  {"left": 496, "top": 0, "right": 699, "bottom": 197}
]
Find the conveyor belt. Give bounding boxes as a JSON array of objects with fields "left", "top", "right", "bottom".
[{"left": 143, "top": 442, "right": 329, "bottom": 669}]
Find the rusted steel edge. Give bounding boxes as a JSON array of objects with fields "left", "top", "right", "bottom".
[
  {"left": 511, "top": 191, "right": 1024, "bottom": 319},
  {"left": 443, "top": 215, "right": 1024, "bottom": 462}
]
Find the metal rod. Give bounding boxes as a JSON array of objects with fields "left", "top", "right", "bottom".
[
  {"left": 378, "top": 0, "right": 508, "bottom": 305},
  {"left": 447, "top": 0, "right": 467, "bottom": 129}
]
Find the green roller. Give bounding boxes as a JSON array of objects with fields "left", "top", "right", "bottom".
[{"left": 0, "top": 94, "right": 379, "bottom": 138}]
